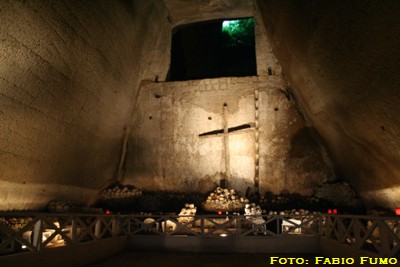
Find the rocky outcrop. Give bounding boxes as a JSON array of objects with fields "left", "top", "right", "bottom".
[
  {"left": 314, "top": 182, "right": 362, "bottom": 210},
  {"left": 1, "top": 0, "right": 398, "bottom": 212},
  {"left": 257, "top": 0, "right": 400, "bottom": 209},
  {"left": 0, "top": 0, "right": 170, "bottom": 210}
]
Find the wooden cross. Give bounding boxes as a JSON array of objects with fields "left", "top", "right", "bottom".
[{"left": 199, "top": 103, "right": 255, "bottom": 188}]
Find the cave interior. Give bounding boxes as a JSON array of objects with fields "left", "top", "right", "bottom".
[{"left": 0, "top": 0, "right": 399, "bottom": 216}]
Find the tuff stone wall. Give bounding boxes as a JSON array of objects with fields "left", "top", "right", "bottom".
[
  {"left": 123, "top": 2, "right": 334, "bottom": 197},
  {"left": 257, "top": 0, "right": 400, "bottom": 208},
  {"left": 124, "top": 76, "right": 334, "bottom": 195},
  {"left": 0, "top": 0, "right": 170, "bottom": 210},
  {"left": 1, "top": 0, "right": 397, "bottom": 211}
]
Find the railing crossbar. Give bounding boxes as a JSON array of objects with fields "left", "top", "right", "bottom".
[{"left": 1, "top": 213, "right": 399, "bottom": 258}]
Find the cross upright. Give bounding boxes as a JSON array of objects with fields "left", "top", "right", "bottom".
[{"left": 198, "top": 103, "right": 255, "bottom": 188}]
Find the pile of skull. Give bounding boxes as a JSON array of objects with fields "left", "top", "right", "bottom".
[
  {"left": 98, "top": 184, "right": 142, "bottom": 200},
  {"left": 203, "top": 187, "right": 249, "bottom": 212},
  {"left": 0, "top": 217, "right": 32, "bottom": 232},
  {"left": 47, "top": 199, "right": 102, "bottom": 213},
  {"left": 177, "top": 203, "right": 197, "bottom": 224}
]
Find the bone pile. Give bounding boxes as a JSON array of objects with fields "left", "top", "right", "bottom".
[
  {"left": 47, "top": 199, "right": 73, "bottom": 213},
  {"left": 259, "top": 195, "right": 291, "bottom": 205},
  {"left": 99, "top": 184, "right": 142, "bottom": 200},
  {"left": 178, "top": 203, "right": 197, "bottom": 224},
  {"left": 0, "top": 217, "right": 33, "bottom": 232},
  {"left": 259, "top": 194, "right": 321, "bottom": 209},
  {"left": 266, "top": 209, "right": 321, "bottom": 231},
  {"left": 203, "top": 187, "right": 249, "bottom": 212},
  {"left": 244, "top": 203, "right": 263, "bottom": 216},
  {"left": 266, "top": 209, "right": 320, "bottom": 217},
  {"left": 315, "top": 181, "right": 362, "bottom": 209},
  {"left": 47, "top": 199, "right": 103, "bottom": 213}
]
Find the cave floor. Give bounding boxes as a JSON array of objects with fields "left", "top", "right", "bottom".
[{"left": 85, "top": 251, "right": 322, "bottom": 267}]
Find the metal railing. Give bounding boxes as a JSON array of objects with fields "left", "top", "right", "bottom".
[
  {"left": 321, "top": 214, "right": 400, "bottom": 257},
  {"left": 0, "top": 213, "right": 121, "bottom": 255},
  {"left": 1, "top": 212, "right": 399, "bottom": 257},
  {"left": 121, "top": 214, "right": 320, "bottom": 237}
]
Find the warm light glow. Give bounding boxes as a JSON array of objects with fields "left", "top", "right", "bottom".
[
  {"left": 220, "top": 233, "right": 228, "bottom": 237},
  {"left": 21, "top": 245, "right": 27, "bottom": 249},
  {"left": 217, "top": 210, "right": 222, "bottom": 215},
  {"left": 328, "top": 209, "right": 337, "bottom": 214},
  {"left": 106, "top": 210, "right": 111, "bottom": 215},
  {"left": 396, "top": 208, "right": 400, "bottom": 216}
]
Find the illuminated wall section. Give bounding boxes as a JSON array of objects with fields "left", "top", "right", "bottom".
[{"left": 123, "top": 76, "right": 334, "bottom": 196}]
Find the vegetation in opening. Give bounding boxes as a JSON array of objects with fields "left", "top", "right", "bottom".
[{"left": 221, "top": 18, "right": 254, "bottom": 47}]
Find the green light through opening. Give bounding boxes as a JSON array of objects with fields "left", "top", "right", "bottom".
[{"left": 221, "top": 18, "right": 254, "bottom": 47}]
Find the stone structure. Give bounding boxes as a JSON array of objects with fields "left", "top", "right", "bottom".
[
  {"left": 257, "top": 0, "right": 400, "bottom": 208},
  {"left": 126, "top": 76, "right": 333, "bottom": 195},
  {"left": 0, "top": 0, "right": 399, "bottom": 211},
  {"left": 0, "top": 0, "right": 171, "bottom": 210}
]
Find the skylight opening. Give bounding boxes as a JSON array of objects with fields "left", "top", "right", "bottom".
[{"left": 221, "top": 18, "right": 255, "bottom": 47}]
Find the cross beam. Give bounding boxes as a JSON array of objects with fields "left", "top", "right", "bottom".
[
  {"left": 198, "top": 123, "right": 255, "bottom": 138},
  {"left": 198, "top": 103, "right": 255, "bottom": 187},
  {"left": 222, "top": 103, "right": 229, "bottom": 188}
]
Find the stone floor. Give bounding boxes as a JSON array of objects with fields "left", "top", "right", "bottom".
[{"left": 85, "top": 251, "right": 322, "bottom": 267}]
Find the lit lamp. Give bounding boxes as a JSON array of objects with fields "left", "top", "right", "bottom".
[
  {"left": 395, "top": 208, "right": 400, "bottom": 216},
  {"left": 328, "top": 209, "right": 338, "bottom": 214}
]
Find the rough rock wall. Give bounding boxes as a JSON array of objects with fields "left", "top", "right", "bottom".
[
  {"left": 257, "top": 0, "right": 400, "bottom": 208},
  {"left": 0, "top": 0, "right": 170, "bottom": 210},
  {"left": 165, "top": 0, "right": 253, "bottom": 27},
  {"left": 124, "top": 2, "right": 335, "bottom": 197},
  {"left": 124, "top": 76, "right": 334, "bottom": 195}
]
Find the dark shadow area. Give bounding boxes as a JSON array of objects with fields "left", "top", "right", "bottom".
[
  {"left": 96, "top": 190, "right": 207, "bottom": 214},
  {"left": 168, "top": 18, "right": 257, "bottom": 81},
  {"left": 287, "top": 127, "right": 365, "bottom": 214}
]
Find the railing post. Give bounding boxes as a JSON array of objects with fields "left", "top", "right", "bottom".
[
  {"left": 318, "top": 215, "right": 323, "bottom": 236},
  {"left": 277, "top": 216, "right": 280, "bottom": 235},
  {"left": 201, "top": 217, "right": 204, "bottom": 236},
  {"left": 32, "top": 218, "right": 43, "bottom": 251},
  {"left": 378, "top": 219, "right": 390, "bottom": 256},
  {"left": 236, "top": 215, "right": 241, "bottom": 238},
  {"left": 128, "top": 216, "right": 132, "bottom": 234},
  {"left": 112, "top": 216, "right": 120, "bottom": 236},
  {"left": 318, "top": 214, "right": 328, "bottom": 236},
  {"left": 70, "top": 218, "right": 77, "bottom": 242},
  {"left": 95, "top": 217, "right": 102, "bottom": 239}
]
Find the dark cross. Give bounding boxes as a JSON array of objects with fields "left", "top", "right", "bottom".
[{"left": 199, "top": 103, "right": 255, "bottom": 188}]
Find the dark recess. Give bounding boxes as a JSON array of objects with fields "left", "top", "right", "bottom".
[{"left": 168, "top": 18, "right": 257, "bottom": 81}]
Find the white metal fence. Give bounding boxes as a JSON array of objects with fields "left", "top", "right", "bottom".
[
  {"left": 0, "top": 213, "right": 121, "bottom": 254},
  {"left": 122, "top": 214, "right": 320, "bottom": 237},
  {"left": 1, "top": 212, "right": 399, "bottom": 257},
  {"left": 321, "top": 214, "right": 400, "bottom": 257}
]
